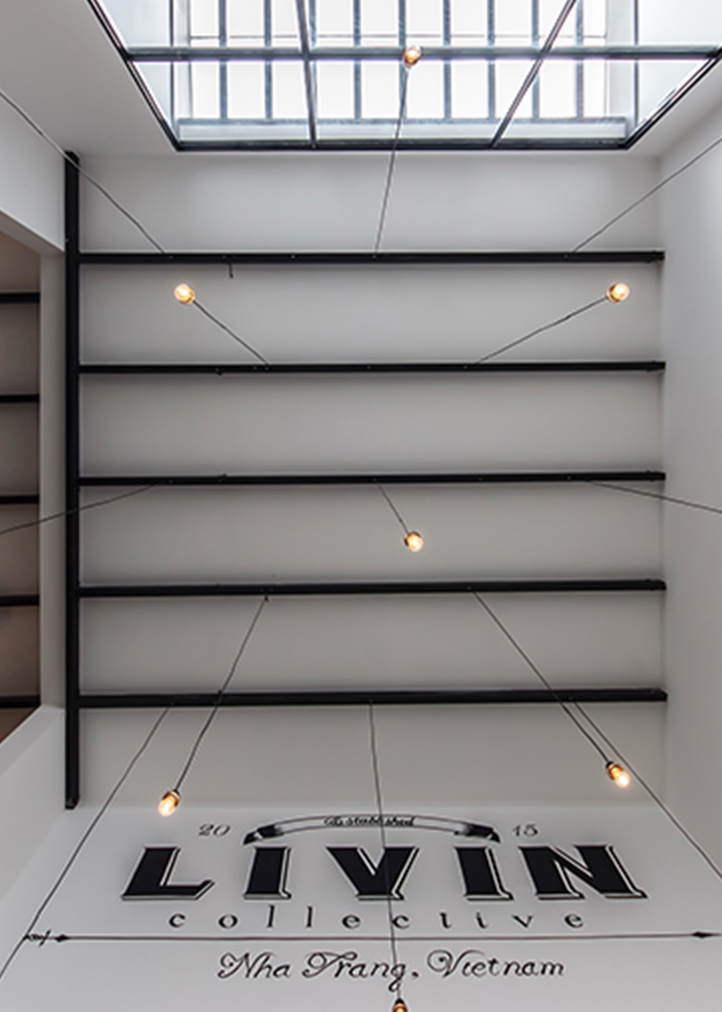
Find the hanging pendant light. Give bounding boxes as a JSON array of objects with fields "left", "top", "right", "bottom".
[
  {"left": 392, "top": 1000, "right": 409, "bottom": 1012},
  {"left": 605, "top": 282, "right": 630, "bottom": 303},
  {"left": 404, "top": 531, "right": 424, "bottom": 552},
  {"left": 158, "top": 789, "right": 181, "bottom": 816},
  {"left": 403, "top": 45, "right": 422, "bottom": 68},
  {"left": 173, "top": 283, "right": 196, "bottom": 305},
  {"left": 606, "top": 761, "right": 631, "bottom": 788}
]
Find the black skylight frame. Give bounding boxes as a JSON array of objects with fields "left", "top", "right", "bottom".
[{"left": 87, "top": 1, "right": 722, "bottom": 150}]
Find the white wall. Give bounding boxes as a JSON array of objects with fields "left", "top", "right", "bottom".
[
  {"left": 0, "top": 100, "right": 63, "bottom": 253},
  {"left": 79, "top": 150, "right": 659, "bottom": 252},
  {"left": 0, "top": 708, "right": 64, "bottom": 899},
  {"left": 67, "top": 149, "right": 667, "bottom": 811},
  {"left": 661, "top": 99, "right": 722, "bottom": 863}
]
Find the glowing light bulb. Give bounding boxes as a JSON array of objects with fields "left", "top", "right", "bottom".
[
  {"left": 606, "top": 282, "right": 630, "bottom": 304},
  {"left": 392, "top": 1001, "right": 408, "bottom": 1012},
  {"left": 404, "top": 531, "right": 424, "bottom": 552},
  {"left": 174, "top": 283, "right": 196, "bottom": 305},
  {"left": 403, "top": 44, "right": 422, "bottom": 68},
  {"left": 606, "top": 762, "right": 631, "bottom": 789},
  {"left": 158, "top": 789, "right": 181, "bottom": 816}
]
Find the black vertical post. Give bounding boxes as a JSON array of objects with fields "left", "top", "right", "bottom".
[{"left": 65, "top": 153, "right": 81, "bottom": 809}]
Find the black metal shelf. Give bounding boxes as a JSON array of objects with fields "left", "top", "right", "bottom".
[
  {"left": 78, "top": 469, "right": 665, "bottom": 488},
  {"left": 0, "top": 394, "right": 39, "bottom": 404},
  {"left": 79, "top": 250, "right": 665, "bottom": 266},
  {"left": 0, "top": 695, "right": 40, "bottom": 708},
  {"left": 0, "top": 494, "right": 39, "bottom": 505},
  {"left": 79, "top": 360, "right": 666, "bottom": 376},
  {"left": 78, "top": 687, "right": 667, "bottom": 709},
  {"left": 0, "top": 292, "right": 40, "bottom": 304},
  {"left": 79, "top": 578, "right": 665, "bottom": 600},
  {"left": 62, "top": 158, "right": 668, "bottom": 808},
  {"left": 0, "top": 595, "right": 39, "bottom": 608}
]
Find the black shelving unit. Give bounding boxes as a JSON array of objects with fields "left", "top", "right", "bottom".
[{"left": 64, "top": 157, "right": 667, "bottom": 808}]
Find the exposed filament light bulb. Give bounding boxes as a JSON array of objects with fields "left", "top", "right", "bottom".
[
  {"left": 606, "top": 282, "right": 630, "bottom": 304},
  {"left": 403, "top": 44, "right": 422, "bottom": 68},
  {"left": 174, "top": 283, "right": 196, "bottom": 305},
  {"left": 392, "top": 1001, "right": 409, "bottom": 1012},
  {"left": 606, "top": 761, "right": 631, "bottom": 789},
  {"left": 158, "top": 789, "right": 181, "bottom": 816},
  {"left": 404, "top": 531, "right": 424, "bottom": 552}
]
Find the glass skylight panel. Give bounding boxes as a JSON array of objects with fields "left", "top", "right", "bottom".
[
  {"left": 495, "top": 0, "right": 532, "bottom": 46},
  {"left": 91, "top": 0, "right": 722, "bottom": 149},
  {"left": 313, "top": 0, "right": 354, "bottom": 47},
  {"left": 450, "top": 0, "right": 487, "bottom": 44},
  {"left": 227, "top": 2, "right": 265, "bottom": 47}
]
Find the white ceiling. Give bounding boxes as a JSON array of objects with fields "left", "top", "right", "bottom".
[{"left": 0, "top": 0, "right": 170, "bottom": 156}]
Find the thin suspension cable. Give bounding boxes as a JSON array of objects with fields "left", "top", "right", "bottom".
[
  {"left": 475, "top": 295, "right": 607, "bottom": 363},
  {"left": 0, "top": 84, "right": 269, "bottom": 361},
  {"left": 367, "top": 703, "right": 402, "bottom": 987},
  {"left": 571, "top": 706, "right": 722, "bottom": 886},
  {"left": 0, "top": 86, "right": 165, "bottom": 255},
  {"left": 0, "top": 707, "right": 169, "bottom": 985},
  {"left": 0, "top": 484, "right": 154, "bottom": 541},
  {"left": 174, "top": 595, "right": 269, "bottom": 791},
  {"left": 573, "top": 131, "right": 722, "bottom": 253},
  {"left": 590, "top": 480, "right": 722, "bottom": 518},
  {"left": 491, "top": 0, "right": 580, "bottom": 146},
  {"left": 472, "top": 593, "right": 608, "bottom": 761},
  {"left": 192, "top": 299, "right": 270, "bottom": 366},
  {"left": 475, "top": 591, "right": 722, "bottom": 891},
  {"left": 373, "top": 66, "right": 410, "bottom": 256},
  {"left": 0, "top": 83, "right": 268, "bottom": 365},
  {"left": 376, "top": 482, "right": 410, "bottom": 534},
  {"left": 0, "top": 76, "right": 275, "bottom": 369}
]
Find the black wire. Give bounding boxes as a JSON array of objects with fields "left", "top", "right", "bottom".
[
  {"left": 373, "top": 66, "right": 410, "bottom": 256},
  {"left": 174, "top": 596, "right": 269, "bottom": 792},
  {"left": 367, "top": 703, "right": 402, "bottom": 993},
  {"left": 0, "top": 86, "right": 165, "bottom": 255},
  {"left": 573, "top": 131, "right": 722, "bottom": 253},
  {"left": 590, "top": 480, "right": 722, "bottom": 518},
  {"left": 192, "top": 300, "right": 270, "bottom": 366},
  {"left": 376, "top": 482, "right": 411, "bottom": 535},
  {"left": 475, "top": 295, "right": 608, "bottom": 364},
  {"left": 0, "top": 707, "right": 170, "bottom": 985},
  {"left": 0, "top": 485, "right": 155, "bottom": 541},
  {"left": 571, "top": 706, "right": 722, "bottom": 886},
  {"left": 474, "top": 593, "right": 722, "bottom": 892},
  {"left": 472, "top": 593, "right": 609, "bottom": 762}
]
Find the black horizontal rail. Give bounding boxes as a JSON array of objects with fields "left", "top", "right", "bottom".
[
  {"left": 79, "top": 250, "right": 664, "bottom": 266},
  {"left": 79, "top": 579, "right": 665, "bottom": 600},
  {"left": 0, "top": 595, "right": 39, "bottom": 607},
  {"left": 126, "top": 44, "right": 718, "bottom": 63},
  {"left": 79, "top": 687, "right": 667, "bottom": 708},
  {"left": 0, "top": 494, "right": 39, "bottom": 505},
  {"left": 79, "top": 469, "right": 666, "bottom": 488},
  {"left": 0, "top": 695, "right": 40, "bottom": 708},
  {"left": 0, "top": 394, "right": 39, "bottom": 404},
  {"left": 0, "top": 292, "right": 39, "bottom": 304},
  {"left": 79, "top": 360, "right": 666, "bottom": 376}
]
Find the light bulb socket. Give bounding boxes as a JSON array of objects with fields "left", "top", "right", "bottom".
[
  {"left": 158, "top": 788, "right": 181, "bottom": 816},
  {"left": 606, "top": 282, "right": 630, "bottom": 304},
  {"left": 174, "top": 284, "right": 196, "bottom": 305},
  {"left": 392, "top": 1001, "right": 409, "bottom": 1012},
  {"left": 403, "top": 45, "right": 422, "bottom": 68}
]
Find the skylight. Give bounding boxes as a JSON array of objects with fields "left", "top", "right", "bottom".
[{"left": 89, "top": 0, "right": 722, "bottom": 150}]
